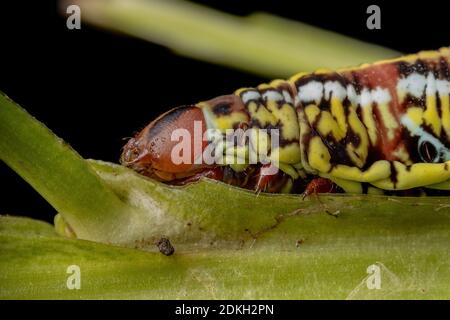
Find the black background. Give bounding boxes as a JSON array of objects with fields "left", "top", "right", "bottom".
[
  {"left": 1, "top": 0, "right": 449, "bottom": 223},
  {"left": 1, "top": 300, "right": 439, "bottom": 318}
]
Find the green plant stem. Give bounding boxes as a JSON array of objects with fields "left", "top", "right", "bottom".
[
  {"left": 0, "top": 93, "right": 129, "bottom": 242},
  {"left": 69, "top": 0, "right": 401, "bottom": 78},
  {"left": 2, "top": 215, "right": 450, "bottom": 299}
]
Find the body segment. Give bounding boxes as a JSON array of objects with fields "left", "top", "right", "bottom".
[{"left": 122, "top": 47, "right": 450, "bottom": 194}]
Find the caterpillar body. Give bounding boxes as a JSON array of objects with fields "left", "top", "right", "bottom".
[{"left": 121, "top": 48, "right": 450, "bottom": 195}]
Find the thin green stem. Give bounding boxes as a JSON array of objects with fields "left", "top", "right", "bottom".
[{"left": 70, "top": 0, "right": 401, "bottom": 78}]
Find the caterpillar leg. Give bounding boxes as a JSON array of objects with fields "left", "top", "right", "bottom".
[
  {"left": 254, "top": 164, "right": 293, "bottom": 193},
  {"left": 302, "top": 177, "right": 339, "bottom": 198}
]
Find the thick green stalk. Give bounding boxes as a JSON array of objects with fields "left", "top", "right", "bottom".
[
  {"left": 0, "top": 92, "right": 129, "bottom": 242},
  {"left": 69, "top": 0, "right": 400, "bottom": 77},
  {"left": 1, "top": 212, "right": 450, "bottom": 299}
]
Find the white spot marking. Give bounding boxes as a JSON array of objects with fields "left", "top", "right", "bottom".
[
  {"left": 297, "top": 81, "right": 323, "bottom": 104},
  {"left": 360, "top": 88, "right": 373, "bottom": 107},
  {"left": 426, "top": 73, "right": 437, "bottom": 97},
  {"left": 346, "top": 84, "right": 360, "bottom": 106},
  {"left": 372, "top": 87, "right": 391, "bottom": 105},
  {"left": 241, "top": 90, "right": 261, "bottom": 104},
  {"left": 437, "top": 79, "right": 450, "bottom": 96},
  {"left": 262, "top": 90, "right": 283, "bottom": 102},
  {"left": 397, "top": 73, "right": 427, "bottom": 98},
  {"left": 324, "top": 81, "right": 347, "bottom": 101},
  {"left": 282, "top": 90, "right": 294, "bottom": 104}
]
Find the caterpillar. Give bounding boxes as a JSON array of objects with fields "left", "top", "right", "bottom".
[{"left": 121, "top": 47, "right": 450, "bottom": 196}]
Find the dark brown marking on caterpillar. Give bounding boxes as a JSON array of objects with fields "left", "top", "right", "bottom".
[
  {"left": 213, "top": 102, "right": 232, "bottom": 115},
  {"left": 439, "top": 57, "right": 450, "bottom": 80},
  {"left": 398, "top": 59, "right": 430, "bottom": 77},
  {"left": 147, "top": 105, "right": 197, "bottom": 139},
  {"left": 389, "top": 161, "right": 398, "bottom": 188}
]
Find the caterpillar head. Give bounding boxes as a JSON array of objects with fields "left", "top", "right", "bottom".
[
  {"left": 120, "top": 105, "right": 208, "bottom": 181},
  {"left": 120, "top": 95, "right": 249, "bottom": 181}
]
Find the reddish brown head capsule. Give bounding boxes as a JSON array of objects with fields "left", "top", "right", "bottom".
[{"left": 120, "top": 105, "right": 208, "bottom": 181}]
